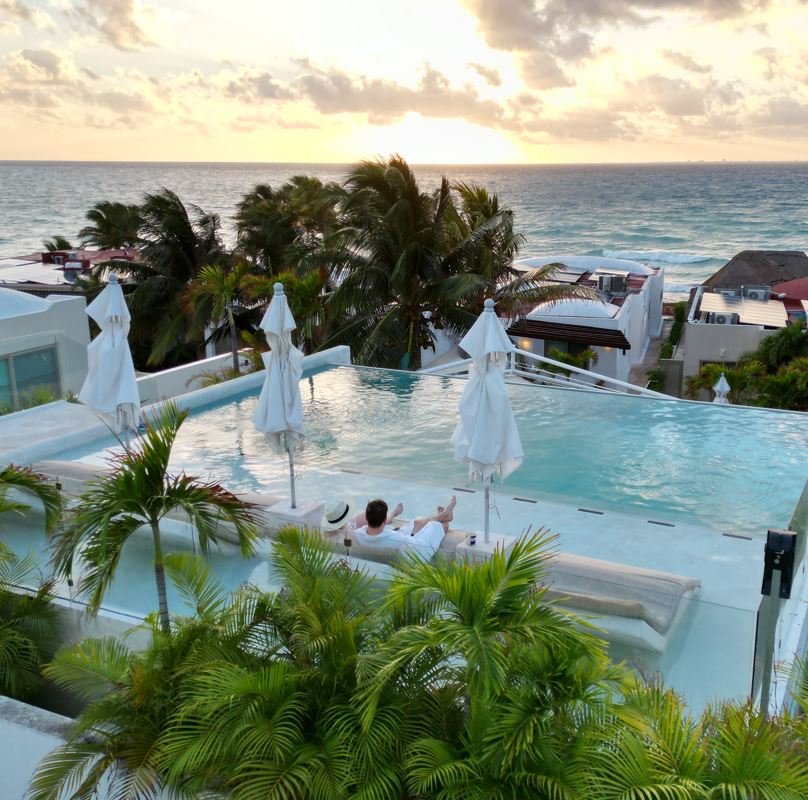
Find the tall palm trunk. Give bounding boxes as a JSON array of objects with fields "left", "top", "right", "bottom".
[{"left": 150, "top": 519, "right": 170, "bottom": 633}]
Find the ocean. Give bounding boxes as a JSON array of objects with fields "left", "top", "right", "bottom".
[{"left": 2, "top": 161, "right": 808, "bottom": 300}]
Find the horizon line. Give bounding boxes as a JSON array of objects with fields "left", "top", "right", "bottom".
[{"left": 2, "top": 158, "right": 808, "bottom": 168}]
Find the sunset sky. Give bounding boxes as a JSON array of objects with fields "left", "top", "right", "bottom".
[{"left": 2, "top": 0, "right": 808, "bottom": 164}]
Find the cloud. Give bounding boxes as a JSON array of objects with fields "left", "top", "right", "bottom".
[
  {"left": 89, "top": 88, "right": 150, "bottom": 113},
  {"left": 0, "top": 47, "right": 154, "bottom": 122},
  {"left": 229, "top": 113, "right": 319, "bottom": 133},
  {"left": 6, "top": 48, "right": 81, "bottom": 85},
  {"left": 755, "top": 96, "right": 808, "bottom": 127},
  {"left": 224, "top": 69, "right": 294, "bottom": 102},
  {"left": 663, "top": 49, "right": 712, "bottom": 73},
  {"left": 468, "top": 62, "right": 501, "bottom": 86},
  {"left": 0, "top": 0, "right": 54, "bottom": 29},
  {"left": 518, "top": 50, "right": 573, "bottom": 89},
  {"left": 297, "top": 64, "right": 504, "bottom": 126},
  {"left": 633, "top": 74, "right": 706, "bottom": 116},
  {"left": 526, "top": 108, "right": 638, "bottom": 141},
  {"left": 461, "top": 0, "right": 774, "bottom": 90},
  {"left": 69, "top": 0, "right": 153, "bottom": 50}
]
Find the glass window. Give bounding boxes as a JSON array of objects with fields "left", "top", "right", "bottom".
[
  {"left": 13, "top": 347, "right": 59, "bottom": 407},
  {"left": 0, "top": 358, "right": 11, "bottom": 411}
]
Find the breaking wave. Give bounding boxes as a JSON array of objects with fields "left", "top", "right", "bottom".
[{"left": 602, "top": 249, "right": 715, "bottom": 264}]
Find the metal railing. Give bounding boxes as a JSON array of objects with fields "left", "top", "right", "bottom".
[{"left": 420, "top": 348, "right": 670, "bottom": 399}]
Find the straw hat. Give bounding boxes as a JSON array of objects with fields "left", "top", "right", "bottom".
[{"left": 322, "top": 500, "right": 352, "bottom": 531}]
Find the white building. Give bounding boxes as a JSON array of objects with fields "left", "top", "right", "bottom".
[
  {"left": 664, "top": 251, "right": 808, "bottom": 396},
  {"left": 0, "top": 288, "right": 90, "bottom": 412},
  {"left": 506, "top": 255, "right": 665, "bottom": 384}
]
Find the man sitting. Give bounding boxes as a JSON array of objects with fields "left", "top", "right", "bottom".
[{"left": 352, "top": 496, "right": 456, "bottom": 560}]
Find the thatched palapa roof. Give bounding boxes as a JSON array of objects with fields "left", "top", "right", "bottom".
[{"left": 703, "top": 250, "right": 808, "bottom": 290}]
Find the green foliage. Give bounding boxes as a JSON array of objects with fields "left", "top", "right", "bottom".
[
  {"left": 29, "top": 529, "right": 808, "bottom": 800},
  {"left": 187, "top": 366, "right": 243, "bottom": 388},
  {"left": 545, "top": 347, "right": 599, "bottom": 375},
  {"left": 0, "top": 464, "right": 62, "bottom": 534},
  {"left": 647, "top": 367, "right": 663, "bottom": 391},
  {"left": 78, "top": 200, "right": 141, "bottom": 249},
  {"left": 183, "top": 261, "right": 254, "bottom": 371},
  {"left": 42, "top": 236, "right": 73, "bottom": 252},
  {"left": 0, "top": 547, "right": 59, "bottom": 700},
  {"left": 320, "top": 155, "right": 596, "bottom": 369},
  {"left": 659, "top": 342, "right": 673, "bottom": 360},
  {"left": 50, "top": 401, "right": 259, "bottom": 633},
  {"left": 688, "top": 325, "right": 808, "bottom": 409}
]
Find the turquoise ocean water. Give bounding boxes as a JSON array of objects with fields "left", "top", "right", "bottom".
[{"left": 2, "top": 161, "right": 808, "bottom": 299}]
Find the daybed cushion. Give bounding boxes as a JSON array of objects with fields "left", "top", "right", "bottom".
[
  {"left": 320, "top": 527, "right": 462, "bottom": 564},
  {"left": 543, "top": 552, "right": 701, "bottom": 652},
  {"left": 544, "top": 552, "right": 701, "bottom": 635}
]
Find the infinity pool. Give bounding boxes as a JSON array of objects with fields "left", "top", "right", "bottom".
[{"left": 58, "top": 366, "right": 808, "bottom": 538}]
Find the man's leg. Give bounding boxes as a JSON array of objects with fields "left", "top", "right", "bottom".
[{"left": 411, "top": 495, "right": 456, "bottom": 535}]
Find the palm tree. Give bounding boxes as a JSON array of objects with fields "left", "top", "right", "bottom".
[
  {"left": 236, "top": 177, "right": 339, "bottom": 271},
  {"left": 754, "top": 322, "right": 808, "bottom": 372},
  {"left": 244, "top": 268, "right": 330, "bottom": 353},
  {"left": 78, "top": 200, "right": 141, "bottom": 249},
  {"left": 0, "top": 464, "right": 62, "bottom": 534},
  {"left": 115, "top": 189, "right": 226, "bottom": 366},
  {"left": 42, "top": 236, "right": 73, "bottom": 252},
  {"left": 322, "top": 156, "right": 594, "bottom": 369},
  {"left": 584, "top": 682, "right": 808, "bottom": 800},
  {"left": 183, "top": 261, "right": 253, "bottom": 372},
  {"left": 0, "top": 465, "right": 61, "bottom": 702},
  {"left": 686, "top": 360, "right": 766, "bottom": 405},
  {"left": 50, "top": 402, "right": 260, "bottom": 633},
  {"left": 235, "top": 183, "right": 298, "bottom": 272},
  {"left": 0, "top": 548, "right": 59, "bottom": 700},
  {"left": 28, "top": 552, "right": 274, "bottom": 800}
]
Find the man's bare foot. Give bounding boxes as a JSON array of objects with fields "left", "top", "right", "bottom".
[
  {"left": 435, "top": 496, "right": 456, "bottom": 524},
  {"left": 389, "top": 502, "right": 404, "bottom": 520}
]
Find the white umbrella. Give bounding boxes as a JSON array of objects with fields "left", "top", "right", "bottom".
[
  {"left": 78, "top": 273, "right": 141, "bottom": 441},
  {"left": 254, "top": 283, "right": 304, "bottom": 508},
  {"left": 713, "top": 372, "right": 731, "bottom": 404},
  {"left": 451, "top": 298, "right": 524, "bottom": 543}
]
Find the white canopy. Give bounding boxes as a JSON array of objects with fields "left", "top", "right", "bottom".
[
  {"left": 452, "top": 299, "right": 523, "bottom": 540},
  {"left": 254, "top": 283, "right": 304, "bottom": 505},
  {"left": 78, "top": 274, "right": 141, "bottom": 434}
]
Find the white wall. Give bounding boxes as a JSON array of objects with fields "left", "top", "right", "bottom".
[
  {"left": 678, "top": 321, "right": 774, "bottom": 381},
  {"left": 0, "top": 295, "right": 90, "bottom": 396},
  {"left": 136, "top": 352, "right": 241, "bottom": 405}
]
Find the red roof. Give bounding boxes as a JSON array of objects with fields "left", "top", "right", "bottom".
[{"left": 772, "top": 277, "right": 808, "bottom": 301}]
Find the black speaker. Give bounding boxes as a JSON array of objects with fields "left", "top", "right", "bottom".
[{"left": 761, "top": 529, "right": 796, "bottom": 599}]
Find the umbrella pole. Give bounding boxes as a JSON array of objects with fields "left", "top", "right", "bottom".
[
  {"left": 288, "top": 445, "right": 297, "bottom": 509},
  {"left": 484, "top": 477, "right": 491, "bottom": 544}
]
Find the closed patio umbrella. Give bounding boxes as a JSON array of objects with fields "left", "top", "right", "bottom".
[
  {"left": 451, "top": 298, "right": 523, "bottom": 543},
  {"left": 78, "top": 273, "right": 141, "bottom": 441},
  {"left": 254, "top": 283, "right": 304, "bottom": 508},
  {"left": 713, "top": 372, "right": 731, "bottom": 404}
]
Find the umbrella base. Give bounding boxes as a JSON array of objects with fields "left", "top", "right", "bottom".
[
  {"left": 266, "top": 499, "right": 325, "bottom": 534},
  {"left": 455, "top": 533, "right": 517, "bottom": 564}
]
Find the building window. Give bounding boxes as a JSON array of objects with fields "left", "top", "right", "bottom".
[
  {"left": 0, "top": 346, "right": 61, "bottom": 412},
  {"left": 0, "top": 358, "right": 11, "bottom": 412}
]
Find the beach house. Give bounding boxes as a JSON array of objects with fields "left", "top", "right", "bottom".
[
  {"left": 0, "top": 288, "right": 89, "bottom": 412},
  {"left": 505, "top": 255, "right": 665, "bottom": 383},
  {"left": 662, "top": 250, "right": 808, "bottom": 395}
]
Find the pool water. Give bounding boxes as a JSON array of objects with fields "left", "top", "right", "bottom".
[
  {"left": 61, "top": 366, "right": 808, "bottom": 538},
  {"left": 1, "top": 515, "right": 274, "bottom": 618}
]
